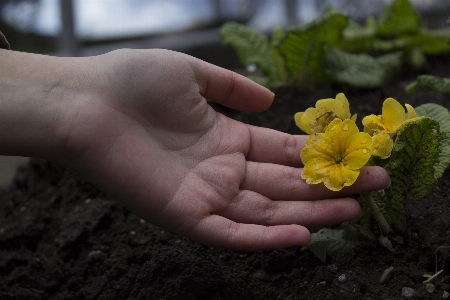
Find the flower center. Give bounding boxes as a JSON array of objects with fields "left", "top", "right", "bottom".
[{"left": 335, "top": 155, "right": 343, "bottom": 164}]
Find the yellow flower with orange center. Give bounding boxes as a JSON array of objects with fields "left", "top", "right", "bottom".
[
  {"left": 362, "top": 98, "right": 422, "bottom": 159},
  {"left": 301, "top": 118, "right": 373, "bottom": 191}
]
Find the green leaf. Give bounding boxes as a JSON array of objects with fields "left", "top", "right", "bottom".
[
  {"left": 406, "top": 75, "right": 450, "bottom": 94},
  {"left": 378, "top": 236, "right": 395, "bottom": 252},
  {"left": 277, "top": 10, "right": 348, "bottom": 87},
  {"left": 405, "top": 47, "right": 426, "bottom": 69},
  {"left": 219, "top": 22, "right": 275, "bottom": 78},
  {"left": 426, "top": 283, "right": 435, "bottom": 293},
  {"left": 415, "top": 103, "right": 450, "bottom": 179},
  {"left": 377, "top": 0, "right": 421, "bottom": 38},
  {"left": 270, "top": 27, "right": 288, "bottom": 83},
  {"left": 411, "top": 29, "right": 450, "bottom": 55},
  {"left": 384, "top": 118, "right": 445, "bottom": 230},
  {"left": 309, "top": 226, "right": 367, "bottom": 262},
  {"left": 371, "top": 188, "right": 406, "bottom": 232},
  {"left": 324, "top": 48, "right": 402, "bottom": 88}
]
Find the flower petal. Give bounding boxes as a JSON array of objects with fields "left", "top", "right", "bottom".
[
  {"left": 405, "top": 104, "right": 417, "bottom": 119},
  {"left": 309, "top": 111, "right": 342, "bottom": 133},
  {"left": 324, "top": 118, "right": 359, "bottom": 155},
  {"left": 362, "top": 114, "right": 384, "bottom": 135},
  {"left": 301, "top": 133, "right": 335, "bottom": 164},
  {"left": 335, "top": 93, "right": 351, "bottom": 119},
  {"left": 295, "top": 112, "right": 312, "bottom": 134},
  {"left": 301, "top": 157, "right": 335, "bottom": 184},
  {"left": 342, "top": 132, "right": 373, "bottom": 169},
  {"left": 296, "top": 108, "right": 321, "bottom": 134},
  {"left": 382, "top": 98, "right": 406, "bottom": 132},
  {"left": 323, "top": 164, "right": 360, "bottom": 191},
  {"left": 315, "top": 98, "right": 349, "bottom": 120},
  {"left": 372, "top": 131, "right": 394, "bottom": 159}
]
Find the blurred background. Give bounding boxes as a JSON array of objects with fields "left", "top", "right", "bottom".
[
  {"left": 1, "top": 0, "right": 450, "bottom": 188},
  {"left": 2, "top": 0, "right": 450, "bottom": 60}
]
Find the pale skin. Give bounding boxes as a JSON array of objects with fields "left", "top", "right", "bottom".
[{"left": 0, "top": 48, "right": 390, "bottom": 251}]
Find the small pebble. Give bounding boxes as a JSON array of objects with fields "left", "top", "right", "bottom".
[
  {"left": 338, "top": 274, "right": 347, "bottom": 283},
  {"left": 251, "top": 269, "right": 267, "bottom": 280},
  {"left": 443, "top": 290, "right": 449, "bottom": 299},
  {"left": 402, "top": 287, "right": 416, "bottom": 298},
  {"left": 430, "top": 233, "right": 445, "bottom": 245},
  {"left": 380, "top": 267, "right": 394, "bottom": 284},
  {"left": 87, "top": 250, "right": 105, "bottom": 260},
  {"left": 327, "top": 264, "right": 338, "bottom": 273}
]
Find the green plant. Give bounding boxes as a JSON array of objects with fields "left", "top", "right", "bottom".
[
  {"left": 296, "top": 95, "right": 450, "bottom": 262},
  {"left": 219, "top": 0, "right": 450, "bottom": 91},
  {"left": 406, "top": 17, "right": 450, "bottom": 94}
]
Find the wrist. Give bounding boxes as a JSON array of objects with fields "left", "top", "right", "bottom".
[{"left": 0, "top": 50, "right": 97, "bottom": 162}]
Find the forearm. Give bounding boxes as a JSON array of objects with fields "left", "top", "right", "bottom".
[{"left": 0, "top": 49, "right": 88, "bottom": 161}]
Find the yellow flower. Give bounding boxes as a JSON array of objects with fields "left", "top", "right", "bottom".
[
  {"left": 301, "top": 118, "right": 372, "bottom": 191},
  {"left": 362, "top": 98, "right": 422, "bottom": 159},
  {"left": 295, "top": 93, "right": 357, "bottom": 134}
]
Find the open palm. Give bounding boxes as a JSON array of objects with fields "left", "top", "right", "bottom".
[{"left": 60, "top": 49, "right": 389, "bottom": 251}]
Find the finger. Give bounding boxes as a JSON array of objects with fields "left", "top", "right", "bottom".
[
  {"left": 241, "top": 164, "right": 390, "bottom": 201},
  {"left": 217, "top": 190, "right": 361, "bottom": 228},
  {"left": 190, "top": 58, "right": 274, "bottom": 112},
  {"left": 246, "top": 125, "right": 307, "bottom": 167},
  {"left": 190, "top": 215, "right": 311, "bottom": 251}
]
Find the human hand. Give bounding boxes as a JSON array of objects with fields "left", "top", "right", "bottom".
[{"left": 18, "top": 49, "right": 390, "bottom": 251}]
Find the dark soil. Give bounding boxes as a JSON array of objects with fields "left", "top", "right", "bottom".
[{"left": 1, "top": 56, "right": 450, "bottom": 300}]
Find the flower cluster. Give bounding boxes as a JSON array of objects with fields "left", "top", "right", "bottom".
[
  {"left": 362, "top": 98, "right": 422, "bottom": 158},
  {"left": 296, "top": 93, "right": 420, "bottom": 191}
]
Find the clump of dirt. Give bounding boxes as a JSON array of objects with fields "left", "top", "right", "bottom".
[{"left": 0, "top": 56, "right": 450, "bottom": 299}]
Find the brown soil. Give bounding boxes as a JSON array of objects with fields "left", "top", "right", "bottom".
[{"left": 1, "top": 56, "right": 450, "bottom": 300}]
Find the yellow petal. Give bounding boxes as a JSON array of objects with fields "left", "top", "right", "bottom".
[
  {"left": 298, "top": 108, "right": 321, "bottom": 134},
  {"left": 362, "top": 114, "right": 384, "bottom": 135},
  {"left": 335, "top": 93, "right": 351, "bottom": 119},
  {"left": 309, "top": 111, "right": 342, "bottom": 134},
  {"left": 342, "top": 132, "right": 373, "bottom": 169},
  {"left": 323, "top": 164, "right": 360, "bottom": 191},
  {"left": 382, "top": 98, "right": 406, "bottom": 132},
  {"left": 301, "top": 157, "right": 335, "bottom": 184},
  {"left": 295, "top": 112, "right": 313, "bottom": 134},
  {"left": 322, "top": 118, "right": 358, "bottom": 155},
  {"left": 372, "top": 131, "right": 393, "bottom": 159},
  {"left": 301, "top": 133, "right": 335, "bottom": 164},
  {"left": 315, "top": 98, "right": 349, "bottom": 120},
  {"left": 405, "top": 104, "right": 417, "bottom": 119}
]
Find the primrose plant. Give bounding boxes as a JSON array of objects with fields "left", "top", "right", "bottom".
[
  {"left": 295, "top": 94, "right": 450, "bottom": 261},
  {"left": 219, "top": 0, "right": 450, "bottom": 91}
]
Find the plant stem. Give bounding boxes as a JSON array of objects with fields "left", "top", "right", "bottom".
[
  {"left": 423, "top": 270, "right": 443, "bottom": 283},
  {"left": 363, "top": 192, "right": 392, "bottom": 235}
]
